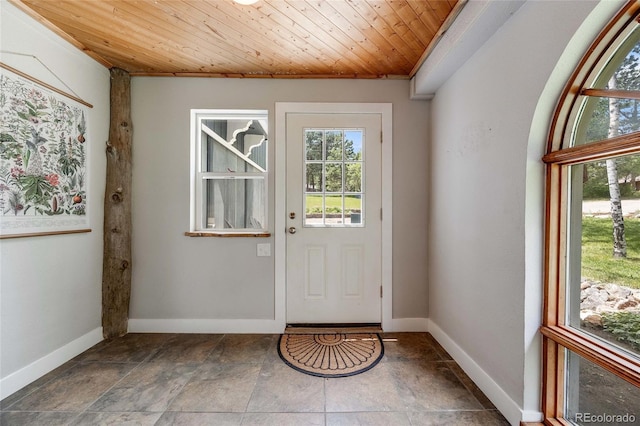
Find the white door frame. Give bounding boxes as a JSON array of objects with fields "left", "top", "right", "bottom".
[{"left": 274, "top": 102, "right": 393, "bottom": 330}]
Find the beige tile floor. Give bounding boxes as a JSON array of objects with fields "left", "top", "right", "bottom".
[{"left": 1, "top": 333, "right": 510, "bottom": 425}]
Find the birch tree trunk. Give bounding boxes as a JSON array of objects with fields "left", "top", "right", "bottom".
[
  {"left": 607, "top": 75, "right": 627, "bottom": 258},
  {"left": 102, "top": 68, "right": 132, "bottom": 338}
]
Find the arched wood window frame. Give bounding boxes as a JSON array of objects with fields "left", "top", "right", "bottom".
[{"left": 542, "top": 1, "right": 640, "bottom": 423}]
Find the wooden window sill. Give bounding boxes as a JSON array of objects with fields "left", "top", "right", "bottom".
[{"left": 184, "top": 231, "right": 271, "bottom": 238}]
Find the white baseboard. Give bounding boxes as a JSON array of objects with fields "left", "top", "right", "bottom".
[
  {"left": 386, "top": 317, "right": 430, "bottom": 332},
  {"left": 428, "top": 320, "right": 543, "bottom": 426},
  {"left": 127, "top": 318, "right": 286, "bottom": 334},
  {"left": 128, "top": 318, "right": 429, "bottom": 334},
  {"left": 0, "top": 327, "right": 103, "bottom": 400}
]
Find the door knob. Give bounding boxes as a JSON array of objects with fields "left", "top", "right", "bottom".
[{"left": 288, "top": 227, "right": 297, "bottom": 234}]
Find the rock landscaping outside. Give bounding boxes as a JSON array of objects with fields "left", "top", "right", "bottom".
[
  {"left": 580, "top": 280, "right": 640, "bottom": 352},
  {"left": 581, "top": 280, "right": 640, "bottom": 324}
]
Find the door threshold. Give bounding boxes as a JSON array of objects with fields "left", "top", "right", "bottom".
[{"left": 284, "top": 323, "right": 382, "bottom": 334}]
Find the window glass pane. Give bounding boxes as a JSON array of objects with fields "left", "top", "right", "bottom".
[
  {"left": 344, "top": 130, "right": 363, "bottom": 161},
  {"left": 325, "top": 163, "right": 343, "bottom": 192},
  {"left": 201, "top": 119, "right": 267, "bottom": 172},
  {"left": 305, "top": 130, "right": 323, "bottom": 161},
  {"left": 204, "top": 177, "right": 265, "bottom": 230},
  {"left": 346, "top": 195, "right": 362, "bottom": 225},
  {"left": 567, "top": 154, "right": 640, "bottom": 359},
  {"left": 345, "top": 162, "right": 362, "bottom": 192},
  {"left": 565, "top": 350, "right": 640, "bottom": 425},
  {"left": 325, "top": 130, "right": 343, "bottom": 161},
  {"left": 305, "top": 194, "right": 323, "bottom": 226},
  {"left": 574, "top": 28, "right": 640, "bottom": 146},
  {"left": 590, "top": 28, "right": 640, "bottom": 91},
  {"left": 578, "top": 95, "right": 640, "bottom": 144},
  {"left": 325, "top": 195, "right": 343, "bottom": 225},
  {"left": 305, "top": 163, "right": 323, "bottom": 192}
]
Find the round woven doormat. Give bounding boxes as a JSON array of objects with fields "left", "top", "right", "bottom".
[{"left": 278, "top": 333, "right": 384, "bottom": 378}]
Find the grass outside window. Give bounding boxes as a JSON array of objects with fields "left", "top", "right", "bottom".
[{"left": 582, "top": 216, "right": 640, "bottom": 288}]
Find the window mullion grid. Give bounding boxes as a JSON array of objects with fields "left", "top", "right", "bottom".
[
  {"left": 322, "top": 131, "right": 327, "bottom": 225},
  {"left": 543, "top": 131, "right": 640, "bottom": 165},
  {"left": 200, "top": 172, "right": 265, "bottom": 179},
  {"left": 341, "top": 162, "right": 345, "bottom": 223},
  {"left": 341, "top": 139, "right": 345, "bottom": 224},
  {"left": 581, "top": 88, "right": 640, "bottom": 100}
]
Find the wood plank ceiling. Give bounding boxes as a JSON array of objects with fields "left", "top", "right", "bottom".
[{"left": 12, "top": 0, "right": 465, "bottom": 79}]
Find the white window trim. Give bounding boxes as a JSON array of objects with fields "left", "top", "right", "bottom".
[{"left": 189, "top": 109, "right": 269, "bottom": 235}]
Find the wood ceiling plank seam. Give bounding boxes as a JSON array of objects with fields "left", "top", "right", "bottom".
[
  {"left": 20, "top": 4, "right": 182, "bottom": 73},
  {"left": 172, "top": 0, "right": 330, "bottom": 74},
  {"left": 235, "top": 3, "right": 348, "bottom": 73},
  {"left": 251, "top": 1, "right": 365, "bottom": 76},
  {"left": 186, "top": 0, "right": 332, "bottom": 76},
  {"left": 18, "top": 0, "right": 451, "bottom": 78},
  {"left": 102, "top": 1, "right": 282, "bottom": 75},
  {"left": 201, "top": 1, "right": 336, "bottom": 75},
  {"left": 382, "top": 0, "right": 437, "bottom": 45},
  {"left": 8, "top": 0, "right": 113, "bottom": 68},
  {"left": 242, "top": 1, "right": 346, "bottom": 75},
  {"left": 268, "top": 2, "right": 373, "bottom": 73},
  {"left": 121, "top": 0, "right": 284, "bottom": 74},
  {"left": 300, "top": 0, "right": 393, "bottom": 70},
  {"left": 350, "top": 0, "right": 425, "bottom": 66},
  {"left": 304, "top": 0, "right": 402, "bottom": 75},
  {"left": 23, "top": 1, "right": 218, "bottom": 73},
  {"left": 107, "top": 3, "right": 251, "bottom": 73},
  {"left": 34, "top": 0, "right": 284, "bottom": 75},
  {"left": 185, "top": 1, "right": 330, "bottom": 76},
  {"left": 365, "top": 1, "right": 430, "bottom": 55},
  {"left": 406, "top": 0, "right": 451, "bottom": 34},
  {"left": 406, "top": 0, "right": 444, "bottom": 30},
  {"left": 328, "top": 2, "right": 406, "bottom": 69},
  {"left": 67, "top": 28, "right": 187, "bottom": 73},
  {"left": 409, "top": 0, "right": 467, "bottom": 78},
  {"left": 282, "top": 0, "right": 386, "bottom": 76},
  {"left": 74, "top": 0, "right": 269, "bottom": 74},
  {"left": 25, "top": 0, "right": 390, "bottom": 76},
  {"left": 431, "top": 0, "right": 458, "bottom": 18},
  {"left": 325, "top": 0, "right": 414, "bottom": 72}
]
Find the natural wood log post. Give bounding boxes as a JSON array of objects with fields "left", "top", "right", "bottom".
[{"left": 102, "top": 68, "right": 132, "bottom": 338}]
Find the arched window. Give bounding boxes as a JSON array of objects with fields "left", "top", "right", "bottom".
[{"left": 543, "top": 1, "right": 640, "bottom": 423}]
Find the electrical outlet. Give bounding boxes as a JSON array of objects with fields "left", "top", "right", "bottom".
[{"left": 257, "top": 243, "right": 271, "bottom": 257}]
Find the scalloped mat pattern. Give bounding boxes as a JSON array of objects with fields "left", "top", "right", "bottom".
[{"left": 278, "top": 333, "right": 384, "bottom": 378}]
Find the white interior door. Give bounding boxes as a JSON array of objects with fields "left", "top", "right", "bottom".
[{"left": 286, "top": 113, "right": 382, "bottom": 324}]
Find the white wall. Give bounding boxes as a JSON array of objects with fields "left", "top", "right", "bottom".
[
  {"left": 0, "top": 1, "right": 109, "bottom": 398},
  {"left": 427, "top": 1, "right": 622, "bottom": 424},
  {"left": 130, "top": 78, "right": 430, "bottom": 329}
]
